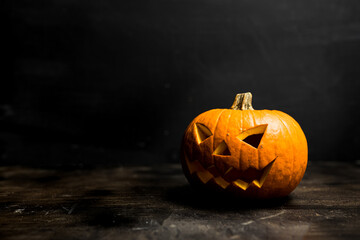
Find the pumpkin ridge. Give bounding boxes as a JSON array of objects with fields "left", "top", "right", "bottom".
[
  {"left": 257, "top": 110, "right": 265, "bottom": 178},
  {"left": 263, "top": 110, "right": 277, "bottom": 195},
  {"left": 251, "top": 110, "right": 259, "bottom": 170},
  {"left": 226, "top": 109, "right": 234, "bottom": 153},
  {"left": 248, "top": 110, "right": 257, "bottom": 170},
  {"left": 276, "top": 111, "right": 307, "bottom": 189},
  {"left": 214, "top": 110, "right": 233, "bottom": 173},
  {"left": 212, "top": 109, "right": 227, "bottom": 158},
  {"left": 239, "top": 112, "right": 243, "bottom": 171},
  {"left": 274, "top": 111, "right": 295, "bottom": 189},
  {"left": 256, "top": 118, "right": 260, "bottom": 186}
]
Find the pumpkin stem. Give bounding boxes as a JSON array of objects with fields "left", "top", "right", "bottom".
[{"left": 230, "top": 92, "right": 254, "bottom": 110}]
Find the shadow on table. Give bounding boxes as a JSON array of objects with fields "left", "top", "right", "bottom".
[{"left": 165, "top": 185, "right": 291, "bottom": 211}]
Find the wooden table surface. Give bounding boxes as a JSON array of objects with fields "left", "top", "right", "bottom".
[{"left": 0, "top": 161, "right": 359, "bottom": 240}]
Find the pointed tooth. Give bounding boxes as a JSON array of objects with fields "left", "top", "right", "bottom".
[
  {"left": 213, "top": 176, "right": 230, "bottom": 189},
  {"left": 196, "top": 170, "right": 213, "bottom": 184},
  {"left": 184, "top": 153, "right": 207, "bottom": 174},
  {"left": 252, "top": 180, "right": 261, "bottom": 188},
  {"left": 233, "top": 179, "right": 250, "bottom": 190},
  {"left": 258, "top": 157, "right": 277, "bottom": 187}
]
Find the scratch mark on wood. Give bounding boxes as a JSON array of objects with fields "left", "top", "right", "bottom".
[
  {"left": 242, "top": 210, "right": 286, "bottom": 225},
  {"left": 241, "top": 220, "right": 254, "bottom": 225},
  {"left": 258, "top": 210, "right": 286, "bottom": 220}
]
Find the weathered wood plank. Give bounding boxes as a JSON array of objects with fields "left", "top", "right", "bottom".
[{"left": 0, "top": 162, "right": 359, "bottom": 240}]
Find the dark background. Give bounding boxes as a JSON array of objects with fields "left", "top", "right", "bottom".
[{"left": 5, "top": 0, "right": 360, "bottom": 167}]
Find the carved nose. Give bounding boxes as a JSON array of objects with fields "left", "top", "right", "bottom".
[{"left": 213, "top": 141, "right": 231, "bottom": 156}]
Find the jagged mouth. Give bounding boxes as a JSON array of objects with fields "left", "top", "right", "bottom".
[{"left": 184, "top": 155, "right": 277, "bottom": 191}]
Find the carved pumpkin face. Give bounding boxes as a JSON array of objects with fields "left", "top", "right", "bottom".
[{"left": 181, "top": 93, "right": 308, "bottom": 198}]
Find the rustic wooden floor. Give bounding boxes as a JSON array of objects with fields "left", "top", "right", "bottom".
[{"left": 0, "top": 161, "right": 359, "bottom": 240}]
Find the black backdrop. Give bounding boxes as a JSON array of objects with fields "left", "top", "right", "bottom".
[{"left": 5, "top": 0, "right": 360, "bottom": 167}]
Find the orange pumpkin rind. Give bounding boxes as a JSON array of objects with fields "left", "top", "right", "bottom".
[{"left": 181, "top": 92, "right": 308, "bottom": 199}]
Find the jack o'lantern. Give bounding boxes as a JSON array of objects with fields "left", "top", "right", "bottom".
[{"left": 181, "top": 92, "right": 308, "bottom": 198}]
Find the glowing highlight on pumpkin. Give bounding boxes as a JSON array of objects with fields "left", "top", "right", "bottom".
[
  {"left": 213, "top": 141, "right": 231, "bottom": 155},
  {"left": 195, "top": 123, "right": 213, "bottom": 144},
  {"left": 233, "top": 179, "right": 250, "bottom": 190}
]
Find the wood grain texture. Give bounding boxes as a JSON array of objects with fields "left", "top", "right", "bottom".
[{"left": 0, "top": 161, "right": 359, "bottom": 240}]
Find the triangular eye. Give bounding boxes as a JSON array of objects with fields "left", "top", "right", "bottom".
[
  {"left": 237, "top": 124, "right": 267, "bottom": 149},
  {"left": 195, "top": 123, "right": 213, "bottom": 143},
  {"left": 213, "top": 141, "right": 231, "bottom": 156}
]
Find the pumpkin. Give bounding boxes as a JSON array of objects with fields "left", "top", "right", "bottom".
[{"left": 181, "top": 92, "right": 308, "bottom": 198}]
